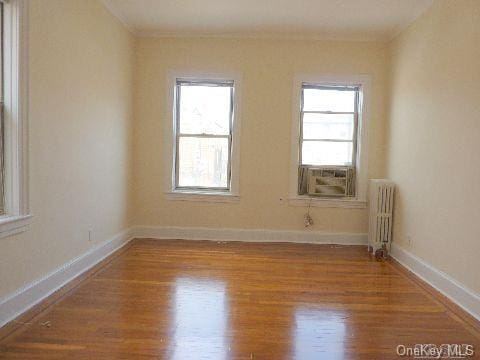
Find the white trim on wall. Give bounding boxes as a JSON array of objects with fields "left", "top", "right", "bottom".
[
  {"left": 0, "top": 214, "right": 32, "bottom": 238},
  {"left": 2, "top": 228, "right": 480, "bottom": 329},
  {"left": 0, "top": 228, "right": 135, "bottom": 328},
  {"left": 133, "top": 225, "right": 368, "bottom": 245},
  {"left": 0, "top": 226, "right": 365, "bottom": 329},
  {"left": 164, "top": 191, "right": 240, "bottom": 203},
  {"left": 134, "top": 30, "right": 389, "bottom": 43},
  {"left": 164, "top": 70, "right": 242, "bottom": 200},
  {"left": 0, "top": 0, "right": 31, "bottom": 239},
  {"left": 287, "top": 197, "right": 366, "bottom": 209},
  {"left": 390, "top": 243, "right": 480, "bottom": 321},
  {"left": 99, "top": 0, "right": 137, "bottom": 35},
  {"left": 289, "top": 74, "right": 371, "bottom": 209}
]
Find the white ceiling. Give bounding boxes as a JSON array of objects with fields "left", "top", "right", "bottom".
[{"left": 102, "top": 0, "right": 434, "bottom": 41}]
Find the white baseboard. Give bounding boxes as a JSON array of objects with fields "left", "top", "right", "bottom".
[
  {"left": 390, "top": 243, "right": 480, "bottom": 321},
  {"left": 132, "top": 225, "right": 368, "bottom": 245},
  {"left": 0, "top": 225, "right": 364, "bottom": 329},
  {"left": 6, "top": 227, "right": 478, "bottom": 330},
  {"left": 0, "top": 228, "right": 134, "bottom": 328}
]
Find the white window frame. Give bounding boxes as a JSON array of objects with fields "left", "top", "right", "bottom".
[
  {"left": 289, "top": 74, "right": 370, "bottom": 208},
  {"left": 0, "top": 0, "right": 31, "bottom": 238},
  {"left": 164, "top": 71, "right": 241, "bottom": 203},
  {"left": 299, "top": 83, "right": 359, "bottom": 168}
]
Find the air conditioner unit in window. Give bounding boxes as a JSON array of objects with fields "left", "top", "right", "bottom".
[{"left": 307, "top": 167, "right": 355, "bottom": 197}]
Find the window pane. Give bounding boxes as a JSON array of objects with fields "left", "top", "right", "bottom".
[
  {"left": 178, "top": 137, "right": 229, "bottom": 188},
  {"left": 302, "top": 141, "right": 353, "bottom": 166},
  {"left": 303, "top": 113, "right": 354, "bottom": 140},
  {"left": 179, "top": 84, "right": 231, "bottom": 135},
  {"left": 303, "top": 88, "right": 355, "bottom": 112}
]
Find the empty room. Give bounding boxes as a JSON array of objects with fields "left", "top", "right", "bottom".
[{"left": 0, "top": 0, "right": 479, "bottom": 358}]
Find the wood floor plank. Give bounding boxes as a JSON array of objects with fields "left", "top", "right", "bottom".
[{"left": 0, "top": 239, "right": 479, "bottom": 359}]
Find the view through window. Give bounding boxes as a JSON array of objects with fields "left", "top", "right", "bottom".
[
  {"left": 174, "top": 79, "right": 234, "bottom": 191},
  {"left": 298, "top": 84, "right": 360, "bottom": 197},
  {"left": 300, "top": 84, "right": 359, "bottom": 167}
]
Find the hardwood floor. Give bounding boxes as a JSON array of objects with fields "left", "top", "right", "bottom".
[{"left": 1, "top": 239, "right": 479, "bottom": 359}]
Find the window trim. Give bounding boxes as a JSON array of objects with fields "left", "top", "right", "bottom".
[
  {"left": 165, "top": 71, "right": 241, "bottom": 201},
  {"left": 0, "top": 0, "right": 31, "bottom": 239},
  {"left": 289, "top": 74, "right": 370, "bottom": 208}
]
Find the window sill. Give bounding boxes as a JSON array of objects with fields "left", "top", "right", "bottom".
[
  {"left": 0, "top": 214, "right": 33, "bottom": 239},
  {"left": 288, "top": 196, "right": 366, "bottom": 209},
  {"left": 165, "top": 191, "right": 240, "bottom": 203}
]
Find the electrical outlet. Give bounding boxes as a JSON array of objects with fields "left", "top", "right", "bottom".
[
  {"left": 88, "top": 229, "right": 93, "bottom": 242},
  {"left": 407, "top": 234, "right": 413, "bottom": 247}
]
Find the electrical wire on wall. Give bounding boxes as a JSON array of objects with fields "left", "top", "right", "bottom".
[{"left": 304, "top": 199, "right": 314, "bottom": 227}]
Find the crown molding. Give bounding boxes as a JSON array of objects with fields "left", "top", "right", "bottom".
[
  {"left": 99, "top": 0, "right": 137, "bottom": 35},
  {"left": 134, "top": 30, "right": 388, "bottom": 43}
]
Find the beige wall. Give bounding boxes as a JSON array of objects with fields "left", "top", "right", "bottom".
[
  {"left": 8, "top": 0, "right": 478, "bottom": 313},
  {"left": 0, "top": 0, "right": 134, "bottom": 299},
  {"left": 133, "top": 37, "right": 389, "bottom": 232},
  {"left": 387, "top": 0, "right": 480, "bottom": 293}
]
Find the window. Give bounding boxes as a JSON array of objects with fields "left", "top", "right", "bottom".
[
  {"left": 0, "top": 1, "right": 5, "bottom": 215},
  {"left": 300, "top": 84, "right": 359, "bottom": 167},
  {"left": 0, "top": 0, "right": 30, "bottom": 238},
  {"left": 298, "top": 84, "right": 360, "bottom": 198},
  {"left": 173, "top": 79, "right": 235, "bottom": 193},
  {"left": 290, "top": 75, "right": 369, "bottom": 207}
]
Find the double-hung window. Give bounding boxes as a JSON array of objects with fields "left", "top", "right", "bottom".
[
  {"left": 0, "top": 1, "right": 5, "bottom": 215},
  {"left": 173, "top": 79, "right": 235, "bottom": 193},
  {"left": 300, "top": 84, "right": 359, "bottom": 167},
  {"left": 0, "top": 0, "right": 30, "bottom": 238},
  {"left": 296, "top": 81, "right": 366, "bottom": 200}
]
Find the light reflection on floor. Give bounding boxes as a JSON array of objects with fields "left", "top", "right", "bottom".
[
  {"left": 169, "top": 277, "right": 228, "bottom": 360},
  {"left": 293, "top": 308, "right": 347, "bottom": 360}
]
